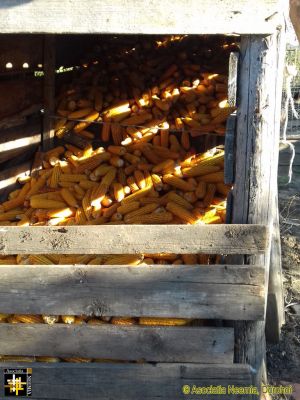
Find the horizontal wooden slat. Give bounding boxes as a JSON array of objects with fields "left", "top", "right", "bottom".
[
  {"left": 0, "top": 265, "right": 265, "bottom": 320},
  {"left": 0, "top": 225, "right": 269, "bottom": 255},
  {"left": 0, "top": 0, "right": 283, "bottom": 34},
  {"left": 0, "top": 362, "right": 253, "bottom": 399},
  {"left": 0, "top": 324, "right": 233, "bottom": 363}
]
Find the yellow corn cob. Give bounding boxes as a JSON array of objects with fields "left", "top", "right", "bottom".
[
  {"left": 61, "top": 188, "right": 78, "bottom": 208},
  {"left": 203, "top": 184, "right": 216, "bottom": 207},
  {"left": 121, "top": 186, "right": 152, "bottom": 205},
  {"left": 49, "top": 165, "right": 61, "bottom": 189},
  {"left": 103, "top": 101, "right": 131, "bottom": 121},
  {"left": 46, "top": 208, "right": 75, "bottom": 219},
  {"left": 153, "top": 145, "right": 179, "bottom": 160},
  {"left": 133, "top": 170, "right": 146, "bottom": 189},
  {"left": 36, "top": 356, "right": 61, "bottom": 363},
  {"left": 91, "top": 168, "right": 116, "bottom": 206},
  {"left": 8, "top": 189, "right": 21, "bottom": 199},
  {"left": 111, "top": 125, "right": 124, "bottom": 145},
  {"left": 87, "top": 257, "right": 105, "bottom": 265},
  {"left": 124, "top": 203, "right": 159, "bottom": 223},
  {"left": 123, "top": 112, "right": 152, "bottom": 126},
  {"left": 0, "top": 313, "right": 10, "bottom": 321},
  {"left": 202, "top": 215, "right": 222, "bottom": 224},
  {"left": 126, "top": 176, "right": 139, "bottom": 193},
  {"left": 167, "top": 192, "right": 193, "bottom": 210},
  {"left": 68, "top": 107, "right": 93, "bottom": 119},
  {"left": 14, "top": 314, "right": 44, "bottom": 323},
  {"left": 152, "top": 159, "right": 175, "bottom": 174},
  {"left": 160, "top": 128, "right": 169, "bottom": 148},
  {"left": 113, "top": 182, "right": 125, "bottom": 202},
  {"left": 117, "top": 201, "right": 140, "bottom": 215},
  {"left": 0, "top": 356, "right": 35, "bottom": 362},
  {"left": 182, "top": 162, "right": 223, "bottom": 179},
  {"left": 101, "top": 122, "right": 111, "bottom": 142},
  {"left": 166, "top": 202, "right": 196, "bottom": 224},
  {"left": 211, "top": 106, "right": 235, "bottom": 124},
  {"left": 117, "top": 168, "right": 127, "bottom": 186},
  {"left": 163, "top": 174, "right": 195, "bottom": 192},
  {"left": 195, "top": 182, "right": 207, "bottom": 199},
  {"left": 73, "top": 111, "right": 99, "bottom": 133},
  {"left": 109, "top": 155, "right": 124, "bottom": 168},
  {"left": 139, "top": 318, "right": 190, "bottom": 326},
  {"left": 60, "top": 174, "right": 88, "bottom": 182},
  {"left": 48, "top": 217, "right": 67, "bottom": 226},
  {"left": 124, "top": 153, "right": 140, "bottom": 165},
  {"left": 0, "top": 189, "right": 29, "bottom": 212},
  {"left": 63, "top": 357, "right": 92, "bottom": 363},
  {"left": 79, "top": 180, "right": 97, "bottom": 190},
  {"left": 30, "top": 198, "right": 66, "bottom": 209},
  {"left": 102, "top": 203, "right": 119, "bottom": 219},
  {"left": 143, "top": 170, "right": 154, "bottom": 189},
  {"left": 111, "top": 317, "right": 137, "bottom": 325},
  {"left": 76, "top": 129, "right": 95, "bottom": 140},
  {"left": 28, "top": 255, "right": 54, "bottom": 265},
  {"left": 128, "top": 211, "right": 173, "bottom": 224},
  {"left": 0, "top": 210, "right": 22, "bottom": 221},
  {"left": 151, "top": 174, "right": 163, "bottom": 191},
  {"left": 144, "top": 253, "right": 178, "bottom": 261},
  {"left": 216, "top": 182, "right": 232, "bottom": 196},
  {"left": 200, "top": 171, "right": 224, "bottom": 183},
  {"left": 76, "top": 153, "right": 111, "bottom": 174},
  {"left": 61, "top": 315, "right": 76, "bottom": 324},
  {"left": 58, "top": 181, "right": 74, "bottom": 188},
  {"left": 82, "top": 189, "right": 93, "bottom": 220},
  {"left": 74, "top": 184, "right": 85, "bottom": 197},
  {"left": 182, "top": 254, "right": 198, "bottom": 264},
  {"left": 42, "top": 315, "right": 60, "bottom": 324},
  {"left": 0, "top": 258, "right": 17, "bottom": 265},
  {"left": 104, "top": 254, "right": 144, "bottom": 266}
]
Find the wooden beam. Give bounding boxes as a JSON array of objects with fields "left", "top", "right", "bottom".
[
  {"left": 0, "top": 225, "right": 269, "bottom": 255},
  {"left": 232, "top": 30, "right": 286, "bottom": 385},
  {"left": 43, "top": 35, "right": 55, "bottom": 151},
  {"left": 0, "top": 265, "right": 265, "bottom": 320},
  {"left": 0, "top": 1, "right": 284, "bottom": 35},
  {"left": 0, "top": 324, "right": 233, "bottom": 363},
  {"left": 0, "top": 362, "right": 253, "bottom": 399},
  {"left": 0, "top": 122, "right": 40, "bottom": 164}
]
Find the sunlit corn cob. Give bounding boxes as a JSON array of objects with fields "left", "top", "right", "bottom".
[
  {"left": 60, "top": 188, "right": 78, "bottom": 208},
  {"left": 13, "top": 315, "right": 44, "bottom": 323},
  {"left": 30, "top": 198, "right": 67, "bottom": 209},
  {"left": 36, "top": 356, "right": 61, "bottom": 363},
  {"left": 163, "top": 174, "right": 195, "bottom": 191},
  {"left": 111, "top": 317, "right": 137, "bottom": 325},
  {"left": 166, "top": 202, "right": 196, "bottom": 224},
  {"left": 42, "top": 315, "right": 60, "bottom": 324},
  {"left": 124, "top": 203, "right": 159, "bottom": 223},
  {"left": 128, "top": 211, "right": 173, "bottom": 224},
  {"left": 139, "top": 318, "right": 191, "bottom": 326},
  {"left": 104, "top": 254, "right": 144, "bottom": 266},
  {"left": 28, "top": 255, "right": 54, "bottom": 265}
]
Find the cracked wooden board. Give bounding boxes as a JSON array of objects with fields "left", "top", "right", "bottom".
[
  {"left": 0, "top": 264, "right": 265, "bottom": 320},
  {"left": 0, "top": 225, "right": 269, "bottom": 255}
]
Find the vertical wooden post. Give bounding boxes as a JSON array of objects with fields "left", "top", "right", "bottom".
[
  {"left": 43, "top": 35, "right": 55, "bottom": 151},
  {"left": 232, "top": 29, "right": 285, "bottom": 386}
]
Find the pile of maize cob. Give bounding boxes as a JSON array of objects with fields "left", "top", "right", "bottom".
[
  {"left": 0, "top": 35, "right": 234, "bottom": 362},
  {"left": 54, "top": 35, "right": 236, "bottom": 142}
]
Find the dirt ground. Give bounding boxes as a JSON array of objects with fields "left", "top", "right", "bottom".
[{"left": 267, "top": 184, "right": 300, "bottom": 392}]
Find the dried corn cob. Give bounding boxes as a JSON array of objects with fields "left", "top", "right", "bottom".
[
  {"left": 166, "top": 202, "right": 196, "bottom": 224},
  {"left": 139, "top": 318, "right": 190, "bottom": 326},
  {"left": 163, "top": 174, "right": 195, "bottom": 191}
]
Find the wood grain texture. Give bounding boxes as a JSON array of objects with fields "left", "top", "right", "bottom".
[
  {"left": 0, "top": 324, "right": 234, "bottom": 363},
  {"left": 0, "top": 0, "right": 284, "bottom": 34},
  {"left": 0, "top": 264, "right": 265, "bottom": 320},
  {"left": 0, "top": 225, "right": 269, "bottom": 255},
  {"left": 232, "top": 31, "right": 286, "bottom": 386},
  {"left": 0, "top": 122, "right": 40, "bottom": 164},
  {"left": 0, "top": 362, "right": 253, "bottom": 399},
  {"left": 43, "top": 35, "right": 55, "bottom": 151},
  {"left": 224, "top": 114, "right": 236, "bottom": 185}
]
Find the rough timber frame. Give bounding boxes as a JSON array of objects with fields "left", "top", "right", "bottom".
[{"left": 0, "top": 0, "right": 287, "bottom": 397}]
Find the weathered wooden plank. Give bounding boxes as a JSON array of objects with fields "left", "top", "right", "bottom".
[
  {"left": 0, "top": 122, "right": 41, "bottom": 164},
  {"left": 43, "top": 35, "right": 55, "bottom": 151},
  {"left": 224, "top": 114, "right": 236, "bottom": 185},
  {"left": 0, "top": 324, "right": 233, "bottom": 363},
  {"left": 228, "top": 52, "right": 239, "bottom": 107},
  {"left": 232, "top": 30, "right": 286, "bottom": 386},
  {"left": 0, "top": 225, "right": 269, "bottom": 255},
  {"left": 0, "top": 363, "right": 253, "bottom": 400},
  {"left": 0, "top": 0, "right": 284, "bottom": 34},
  {"left": 0, "top": 264, "right": 265, "bottom": 320},
  {"left": 266, "top": 192, "right": 284, "bottom": 343}
]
